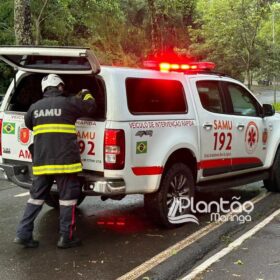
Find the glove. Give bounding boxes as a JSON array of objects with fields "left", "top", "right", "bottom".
[{"left": 76, "top": 89, "right": 94, "bottom": 100}]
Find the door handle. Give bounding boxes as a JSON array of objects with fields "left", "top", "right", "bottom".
[
  {"left": 203, "top": 123, "right": 213, "bottom": 130},
  {"left": 237, "top": 124, "right": 245, "bottom": 131}
]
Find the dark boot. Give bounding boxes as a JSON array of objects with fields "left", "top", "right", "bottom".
[
  {"left": 15, "top": 202, "right": 43, "bottom": 243},
  {"left": 14, "top": 237, "right": 39, "bottom": 248},
  {"left": 57, "top": 235, "right": 81, "bottom": 249},
  {"left": 59, "top": 204, "right": 81, "bottom": 247}
]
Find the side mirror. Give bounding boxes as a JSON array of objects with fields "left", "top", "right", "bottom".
[{"left": 262, "top": 104, "right": 275, "bottom": 117}]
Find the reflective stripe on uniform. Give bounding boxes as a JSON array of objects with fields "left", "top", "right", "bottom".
[
  {"left": 27, "top": 198, "right": 44, "bottom": 205},
  {"left": 33, "top": 124, "right": 76, "bottom": 135},
  {"left": 59, "top": 199, "right": 77, "bottom": 206},
  {"left": 32, "top": 163, "right": 82, "bottom": 175},
  {"left": 83, "top": 93, "right": 93, "bottom": 100}
]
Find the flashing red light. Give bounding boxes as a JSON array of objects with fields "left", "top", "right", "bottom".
[{"left": 144, "top": 60, "right": 215, "bottom": 73}]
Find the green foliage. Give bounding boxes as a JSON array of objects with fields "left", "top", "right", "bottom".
[
  {"left": 0, "top": 62, "right": 13, "bottom": 96},
  {"left": 0, "top": 1, "right": 14, "bottom": 95},
  {"left": 190, "top": 0, "right": 269, "bottom": 84},
  {"left": 257, "top": 3, "right": 280, "bottom": 81},
  {"left": 273, "top": 102, "right": 280, "bottom": 112},
  {"left": 0, "top": 0, "right": 279, "bottom": 76},
  {"left": 0, "top": 1, "right": 14, "bottom": 45}
]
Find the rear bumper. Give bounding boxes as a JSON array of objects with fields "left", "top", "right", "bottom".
[
  {"left": 0, "top": 163, "right": 31, "bottom": 189},
  {"left": 80, "top": 173, "right": 126, "bottom": 195},
  {"left": 0, "top": 163, "right": 126, "bottom": 195}
]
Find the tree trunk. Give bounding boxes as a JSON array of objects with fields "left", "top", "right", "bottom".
[
  {"left": 14, "top": 0, "right": 32, "bottom": 45},
  {"left": 246, "top": 67, "right": 251, "bottom": 89},
  {"left": 147, "top": 0, "right": 161, "bottom": 54},
  {"left": 244, "top": 49, "right": 251, "bottom": 89},
  {"left": 34, "top": 0, "right": 49, "bottom": 45},
  {"left": 35, "top": 19, "right": 40, "bottom": 45}
]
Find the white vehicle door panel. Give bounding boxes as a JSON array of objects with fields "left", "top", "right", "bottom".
[
  {"left": 191, "top": 78, "right": 234, "bottom": 178},
  {"left": 222, "top": 81, "right": 267, "bottom": 171}
]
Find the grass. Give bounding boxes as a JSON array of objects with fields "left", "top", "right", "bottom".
[{"left": 273, "top": 102, "right": 280, "bottom": 112}]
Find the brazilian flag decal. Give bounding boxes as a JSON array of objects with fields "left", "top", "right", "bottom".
[
  {"left": 3, "top": 122, "right": 15, "bottom": 134},
  {"left": 136, "top": 141, "right": 147, "bottom": 154}
]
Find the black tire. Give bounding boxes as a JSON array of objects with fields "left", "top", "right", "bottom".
[
  {"left": 45, "top": 192, "right": 86, "bottom": 209},
  {"left": 144, "top": 163, "right": 195, "bottom": 228},
  {"left": 264, "top": 148, "right": 280, "bottom": 192}
]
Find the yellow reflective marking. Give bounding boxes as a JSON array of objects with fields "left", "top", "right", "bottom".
[
  {"left": 33, "top": 124, "right": 76, "bottom": 135},
  {"left": 33, "top": 163, "right": 82, "bottom": 170},
  {"left": 32, "top": 163, "right": 82, "bottom": 175},
  {"left": 33, "top": 129, "right": 76, "bottom": 135},
  {"left": 34, "top": 124, "right": 75, "bottom": 130},
  {"left": 33, "top": 169, "right": 82, "bottom": 175},
  {"left": 83, "top": 94, "right": 93, "bottom": 100}
]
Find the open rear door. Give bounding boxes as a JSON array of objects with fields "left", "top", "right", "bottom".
[
  {"left": 0, "top": 46, "right": 104, "bottom": 172},
  {"left": 0, "top": 46, "right": 100, "bottom": 74}
]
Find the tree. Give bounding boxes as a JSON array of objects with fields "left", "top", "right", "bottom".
[
  {"left": 258, "top": 2, "right": 280, "bottom": 83},
  {"left": 147, "top": 0, "right": 161, "bottom": 52},
  {"left": 146, "top": 0, "right": 197, "bottom": 55},
  {"left": 190, "top": 0, "right": 269, "bottom": 87},
  {"left": 31, "top": 0, "right": 76, "bottom": 46},
  {"left": 33, "top": 0, "right": 48, "bottom": 45},
  {"left": 14, "top": 0, "right": 32, "bottom": 45},
  {"left": 237, "top": 0, "right": 268, "bottom": 87},
  {"left": 0, "top": 1, "right": 14, "bottom": 45}
]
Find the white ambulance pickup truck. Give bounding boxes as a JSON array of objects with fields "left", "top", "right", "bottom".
[{"left": 0, "top": 46, "right": 279, "bottom": 227}]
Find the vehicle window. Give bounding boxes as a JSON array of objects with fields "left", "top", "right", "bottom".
[
  {"left": 0, "top": 61, "right": 13, "bottom": 106},
  {"left": 196, "top": 80, "right": 224, "bottom": 113},
  {"left": 8, "top": 74, "right": 44, "bottom": 112},
  {"left": 7, "top": 74, "right": 106, "bottom": 119},
  {"left": 226, "top": 83, "right": 258, "bottom": 116},
  {"left": 126, "top": 78, "right": 187, "bottom": 114},
  {"left": 2, "top": 55, "right": 91, "bottom": 71}
]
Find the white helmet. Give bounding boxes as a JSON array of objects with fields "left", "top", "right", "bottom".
[{"left": 41, "top": 74, "right": 64, "bottom": 92}]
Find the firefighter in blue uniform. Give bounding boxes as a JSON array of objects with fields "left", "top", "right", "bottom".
[{"left": 14, "top": 74, "right": 96, "bottom": 249}]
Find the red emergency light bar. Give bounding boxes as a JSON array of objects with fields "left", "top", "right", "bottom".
[{"left": 143, "top": 60, "right": 216, "bottom": 73}]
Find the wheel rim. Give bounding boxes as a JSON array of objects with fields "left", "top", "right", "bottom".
[{"left": 167, "top": 172, "right": 190, "bottom": 215}]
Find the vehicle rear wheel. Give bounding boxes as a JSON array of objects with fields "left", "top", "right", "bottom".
[
  {"left": 144, "top": 163, "right": 195, "bottom": 228},
  {"left": 45, "top": 192, "right": 86, "bottom": 209},
  {"left": 264, "top": 148, "right": 280, "bottom": 192}
]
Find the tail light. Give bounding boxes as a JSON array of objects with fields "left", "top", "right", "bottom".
[
  {"left": 0, "top": 119, "right": 2, "bottom": 156},
  {"left": 104, "top": 129, "right": 125, "bottom": 169}
]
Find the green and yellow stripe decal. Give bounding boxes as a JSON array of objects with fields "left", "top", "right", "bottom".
[
  {"left": 33, "top": 163, "right": 82, "bottom": 175},
  {"left": 33, "top": 124, "right": 76, "bottom": 135}
]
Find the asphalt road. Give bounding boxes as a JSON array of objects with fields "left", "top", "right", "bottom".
[
  {"left": 0, "top": 179, "right": 277, "bottom": 280},
  {"left": 195, "top": 212, "right": 280, "bottom": 280}
]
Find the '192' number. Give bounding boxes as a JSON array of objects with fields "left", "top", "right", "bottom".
[
  {"left": 214, "top": 132, "right": 232, "bottom": 150},
  {"left": 79, "top": 140, "right": 95, "bottom": 155}
]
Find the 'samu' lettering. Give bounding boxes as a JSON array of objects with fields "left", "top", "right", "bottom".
[
  {"left": 214, "top": 120, "right": 232, "bottom": 130},
  {"left": 19, "top": 150, "right": 32, "bottom": 159},
  {"left": 34, "top": 109, "right": 62, "bottom": 118},
  {"left": 77, "top": 131, "right": 95, "bottom": 140}
]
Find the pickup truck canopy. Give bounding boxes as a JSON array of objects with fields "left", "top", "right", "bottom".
[{"left": 0, "top": 46, "right": 100, "bottom": 74}]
